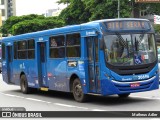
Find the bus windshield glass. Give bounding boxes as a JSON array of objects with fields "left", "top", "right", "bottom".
[{"left": 104, "top": 33, "right": 156, "bottom": 66}]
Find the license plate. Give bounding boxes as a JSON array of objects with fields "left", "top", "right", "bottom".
[{"left": 130, "top": 83, "right": 140, "bottom": 88}]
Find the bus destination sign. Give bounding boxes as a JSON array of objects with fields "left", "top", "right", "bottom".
[{"left": 104, "top": 21, "right": 150, "bottom": 31}]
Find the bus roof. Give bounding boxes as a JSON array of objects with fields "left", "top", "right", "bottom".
[
  {"left": 89, "top": 18, "right": 150, "bottom": 23},
  {"left": 2, "top": 18, "right": 150, "bottom": 42}
]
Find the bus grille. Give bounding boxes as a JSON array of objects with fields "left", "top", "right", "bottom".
[{"left": 106, "top": 61, "right": 156, "bottom": 75}]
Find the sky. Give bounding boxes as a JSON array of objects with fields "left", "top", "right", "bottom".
[{"left": 16, "top": 0, "right": 67, "bottom": 16}]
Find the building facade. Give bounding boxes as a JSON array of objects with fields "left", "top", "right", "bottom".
[
  {"left": 132, "top": 1, "right": 160, "bottom": 25},
  {"left": 0, "top": 0, "right": 5, "bottom": 26},
  {"left": 45, "top": 8, "right": 62, "bottom": 17},
  {"left": 5, "top": 0, "right": 16, "bottom": 18},
  {"left": 0, "top": 0, "right": 16, "bottom": 26}
]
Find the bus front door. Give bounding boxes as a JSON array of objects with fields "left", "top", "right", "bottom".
[
  {"left": 6, "top": 46, "right": 13, "bottom": 84},
  {"left": 37, "top": 42, "right": 48, "bottom": 88},
  {"left": 87, "top": 37, "right": 99, "bottom": 93}
]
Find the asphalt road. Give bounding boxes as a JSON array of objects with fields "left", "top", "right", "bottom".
[{"left": 1, "top": 74, "right": 160, "bottom": 119}]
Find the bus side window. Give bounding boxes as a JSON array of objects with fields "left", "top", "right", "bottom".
[
  {"left": 49, "top": 35, "right": 65, "bottom": 58},
  {"left": 66, "top": 33, "right": 80, "bottom": 58},
  {"left": 17, "top": 41, "right": 27, "bottom": 59},
  {"left": 28, "top": 39, "right": 35, "bottom": 59}
]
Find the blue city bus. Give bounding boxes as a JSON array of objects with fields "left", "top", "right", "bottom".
[{"left": 2, "top": 18, "right": 159, "bottom": 102}]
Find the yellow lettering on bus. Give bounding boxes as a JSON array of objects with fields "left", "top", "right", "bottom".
[
  {"left": 116, "top": 22, "right": 119, "bottom": 29},
  {"left": 119, "top": 22, "right": 122, "bottom": 29},
  {"left": 108, "top": 23, "right": 112, "bottom": 29},
  {"left": 134, "top": 22, "right": 137, "bottom": 28},
  {"left": 127, "top": 22, "right": 130, "bottom": 28},
  {"left": 138, "top": 22, "right": 141, "bottom": 27},
  {"left": 142, "top": 22, "right": 145, "bottom": 28},
  {"left": 130, "top": 22, "right": 133, "bottom": 28}
]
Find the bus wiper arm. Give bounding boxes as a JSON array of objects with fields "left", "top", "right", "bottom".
[{"left": 115, "top": 32, "right": 126, "bottom": 48}]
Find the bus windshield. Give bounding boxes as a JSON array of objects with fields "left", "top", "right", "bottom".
[{"left": 104, "top": 33, "right": 156, "bottom": 66}]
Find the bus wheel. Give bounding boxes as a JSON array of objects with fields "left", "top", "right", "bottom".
[
  {"left": 118, "top": 93, "right": 130, "bottom": 98},
  {"left": 20, "top": 74, "right": 30, "bottom": 94},
  {"left": 72, "top": 78, "right": 87, "bottom": 102}
]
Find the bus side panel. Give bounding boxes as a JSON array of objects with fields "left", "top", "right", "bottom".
[
  {"left": 12, "top": 60, "right": 20, "bottom": 85},
  {"left": 12, "top": 60, "right": 38, "bottom": 88},
  {"left": 2, "top": 60, "right": 8, "bottom": 84},
  {"left": 65, "top": 36, "right": 89, "bottom": 94},
  {"left": 67, "top": 67, "right": 88, "bottom": 94},
  {"left": 48, "top": 59, "right": 68, "bottom": 92},
  {"left": 26, "top": 60, "right": 38, "bottom": 88}
]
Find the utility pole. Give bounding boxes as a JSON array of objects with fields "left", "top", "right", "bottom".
[{"left": 118, "top": 0, "right": 120, "bottom": 18}]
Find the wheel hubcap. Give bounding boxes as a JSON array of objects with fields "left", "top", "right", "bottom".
[{"left": 74, "top": 84, "right": 82, "bottom": 97}]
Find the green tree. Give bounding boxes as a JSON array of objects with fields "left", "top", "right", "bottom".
[
  {"left": 154, "top": 24, "right": 160, "bottom": 34},
  {"left": 57, "top": 0, "right": 71, "bottom": 4},
  {"left": 11, "top": 18, "right": 64, "bottom": 35},
  {"left": 138, "top": 3, "right": 160, "bottom": 15},
  {"left": 59, "top": 0, "right": 87, "bottom": 25},
  {"left": 0, "top": 14, "right": 65, "bottom": 35},
  {"left": 83, "top": 0, "right": 131, "bottom": 21},
  {"left": 1, "top": 14, "right": 45, "bottom": 36},
  {"left": 58, "top": 0, "right": 131, "bottom": 25}
]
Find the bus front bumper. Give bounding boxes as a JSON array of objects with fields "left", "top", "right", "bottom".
[{"left": 100, "top": 74, "right": 159, "bottom": 96}]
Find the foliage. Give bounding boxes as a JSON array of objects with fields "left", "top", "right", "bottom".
[
  {"left": 57, "top": 0, "right": 71, "bottom": 4},
  {"left": 11, "top": 18, "right": 64, "bottom": 35},
  {"left": 1, "top": 14, "right": 45, "bottom": 36},
  {"left": 59, "top": 0, "right": 87, "bottom": 25},
  {"left": 154, "top": 24, "right": 160, "bottom": 34},
  {"left": 59, "top": 0, "right": 131, "bottom": 25},
  {"left": 58, "top": 0, "right": 160, "bottom": 25},
  {"left": 138, "top": 3, "right": 160, "bottom": 15},
  {"left": 0, "top": 14, "right": 64, "bottom": 36},
  {"left": 85, "top": 0, "right": 131, "bottom": 21}
]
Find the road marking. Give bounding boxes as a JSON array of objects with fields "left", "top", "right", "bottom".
[
  {"left": 54, "top": 103, "right": 76, "bottom": 108},
  {"left": 92, "top": 109, "right": 106, "bottom": 111},
  {"left": 0, "top": 92, "right": 51, "bottom": 103},
  {"left": 149, "top": 119, "right": 160, "bottom": 120},
  {"left": 26, "top": 98, "right": 51, "bottom": 104},
  {"left": 131, "top": 95, "right": 160, "bottom": 100},
  {"left": 0, "top": 92, "right": 25, "bottom": 99},
  {"left": 54, "top": 103, "right": 89, "bottom": 110},
  {"left": 0, "top": 92, "right": 89, "bottom": 110},
  {"left": 2, "top": 91, "right": 159, "bottom": 103},
  {"left": 4, "top": 91, "right": 160, "bottom": 111},
  {"left": 75, "top": 106, "right": 89, "bottom": 110}
]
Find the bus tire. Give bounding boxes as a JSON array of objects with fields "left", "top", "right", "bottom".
[
  {"left": 72, "top": 78, "right": 87, "bottom": 102},
  {"left": 118, "top": 93, "right": 130, "bottom": 98},
  {"left": 20, "top": 74, "right": 31, "bottom": 94}
]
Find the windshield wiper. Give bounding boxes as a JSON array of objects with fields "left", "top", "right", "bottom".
[
  {"left": 115, "top": 32, "right": 127, "bottom": 48},
  {"left": 115, "top": 32, "right": 130, "bottom": 57},
  {"left": 135, "top": 37, "right": 138, "bottom": 51}
]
